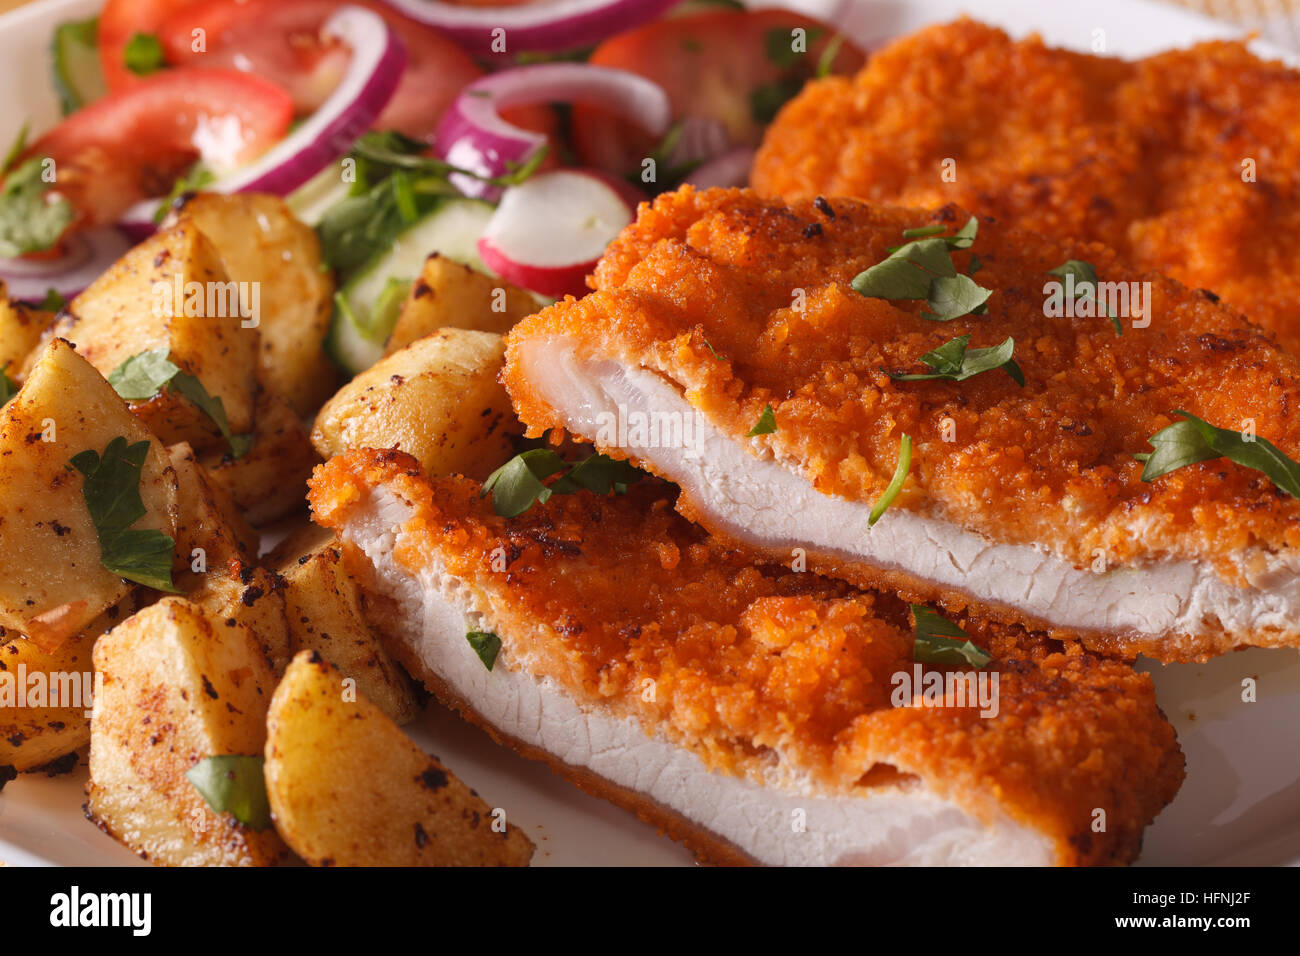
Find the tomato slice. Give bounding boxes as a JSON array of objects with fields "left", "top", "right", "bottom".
[
  {"left": 158, "top": 0, "right": 490, "bottom": 141},
  {"left": 571, "top": 8, "right": 865, "bottom": 175},
  {"left": 23, "top": 67, "right": 293, "bottom": 228},
  {"left": 99, "top": 0, "right": 200, "bottom": 92}
]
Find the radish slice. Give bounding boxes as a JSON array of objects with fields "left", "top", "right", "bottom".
[
  {"left": 684, "top": 146, "right": 756, "bottom": 189},
  {"left": 118, "top": 5, "right": 406, "bottom": 235},
  {"left": 0, "top": 227, "right": 133, "bottom": 301},
  {"left": 477, "top": 169, "right": 636, "bottom": 299},
  {"left": 434, "top": 64, "right": 672, "bottom": 201},
  {"left": 382, "top": 0, "right": 682, "bottom": 56}
]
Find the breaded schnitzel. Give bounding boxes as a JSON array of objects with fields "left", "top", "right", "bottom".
[
  {"left": 751, "top": 18, "right": 1300, "bottom": 353},
  {"left": 503, "top": 186, "right": 1300, "bottom": 662},
  {"left": 309, "top": 448, "right": 1184, "bottom": 866}
]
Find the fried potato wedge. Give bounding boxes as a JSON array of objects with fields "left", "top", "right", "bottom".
[
  {"left": 168, "top": 442, "right": 258, "bottom": 569},
  {"left": 201, "top": 390, "right": 319, "bottom": 525},
  {"left": 0, "top": 284, "right": 49, "bottom": 378},
  {"left": 0, "top": 339, "right": 178, "bottom": 648},
  {"left": 168, "top": 193, "right": 337, "bottom": 416},
  {"left": 0, "top": 596, "right": 135, "bottom": 774},
  {"left": 88, "top": 597, "right": 292, "bottom": 866},
  {"left": 384, "top": 254, "right": 538, "bottom": 355},
  {"left": 265, "top": 650, "right": 533, "bottom": 866},
  {"left": 185, "top": 562, "right": 290, "bottom": 676},
  {"left": 312, "top": 329, "right": 520, "bottom": 481},
  {"left": 270, "top": 525, "right": 415, "bottom": 724},
  {"left": 52, "top": 221, "right": 259, "bottom": 449}
]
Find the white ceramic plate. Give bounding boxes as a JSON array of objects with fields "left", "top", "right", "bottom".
[{"left": 1, "top": 0, "right": 1297, "bottom": 867}]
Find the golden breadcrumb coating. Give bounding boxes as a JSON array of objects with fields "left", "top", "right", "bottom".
[
  {"left": 752, "top": 18, "right": 1300, "bottom": 353},
  {"left": 310, "top": 449, "right": 1184, "bottom": 866},
  {"left": 502, "top": 186, "right": 1300, "bottom": 659}
]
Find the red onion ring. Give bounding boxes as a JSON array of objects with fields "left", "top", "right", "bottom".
[
  {"left": 683, "top": 147, "right": 755, "bottom": 189},
  {"left": 118, "top": 5, "right": 406, "bottom": 236},
  {"left": 433, "top": 63, "right": 672, "bottom": 200},
  {"left": 382, "top": 0, "right": 683, "bottom": 56},
  {"left": 0, "top": 227, "right": 133, "bottom": 301}
]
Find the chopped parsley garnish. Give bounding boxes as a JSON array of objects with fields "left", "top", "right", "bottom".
[
  {"left": 108, "top": 349, "right": 252, "bottom": 457},
  {"left": 1136, "top": 410, "right": 1300, "bottom": 497},
  {"left": 1, "top": 364, "right": 16, "bottom": 406},
  {"left": 466, "top": 632, "right": 502, "bottom": 671},
  {"left": 1047, "top": 259, "right": 1122, "bottom": 335},
  {"left": 868, "top": 433, "right": 912, "bottom": 527},
  {"left": 889, "top": 334, "right": 1024, "bottom": 386},
  {"left": 815, "top": 33, "right": 846, "bottom": 78},
  {"left": 185, "top": 755, "right": 272, "bottom": 830},
  {"left": 480, "top": 448, "right": 646, "bottom": 518},
  {"left": 123, "top": 32, "right": 164, "bottom": 76},
  {"left": 34, "top": 287, "right": 66, "bottom": 311},
  {"left": 0, "top": 157, "right": 75, "bottom": 258},
  {"left": 909, "top": 605, "right": 992, "bottom": 668},
  {"left": 70, "top": 436, "right": 178, "bottom": 592},
  {"left": 152, "top": 163, "right": 216, "bottom": 223},
  {"left": 747, "top": 404, "right": 777, "bottom": 436},
  {"left": 703, "top": 339, "right": 725, "bottom": 361},
  {"left": 853, "top": 217, "right": 991, "bottom": 321}
]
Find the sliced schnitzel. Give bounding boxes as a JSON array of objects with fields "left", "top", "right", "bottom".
[
  {"left": 503, "top": 186, "right": 1300, "bottom": 661},
  {"left": 309, "top": 448, "right": 1184, "bottom": 866},
  {"left": 751, "top": 18, "right": 1300, "bottom": 353}
]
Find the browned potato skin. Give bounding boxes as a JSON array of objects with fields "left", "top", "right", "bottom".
[
  {"left": 53, "top": 221, "right": 259, "bottom": 449},
  {"left": 265, "top": 650, "right": 533, "bottom": 866},
  {"left": 269, "top": 526, "right": 416, "bottom": 724},
  {"left": 201, "top": 390, "right": 320, "bottom": 525},
  {"left": 168, "top": 442, "right": 258, "bottom": 569},
  {"left": 0, "top": 596, "right": 135, "bottom": 774},
  {"left": 384, "top": 254, "right": 539, "bottom": 356},
  {"left": 0, "top": 283, "right": 50, "bottom": 377},
  {"left": 0, "top": 339, "right": 178, "bottom": 649},
  {"left": 167, "top": 193, "right": 337, "bottom": 416},
  {"left": 312, "top": 329, "right": 521, "bottom": 482},
  {"left": 184, "top": 563, "right": 291, "bottom": 676},
  {"left": 88, "top": 597, "right": 293, "bottom": 866}
]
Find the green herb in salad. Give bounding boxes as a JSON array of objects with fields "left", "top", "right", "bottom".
[
  {"left": 0, "top": 157, "right": 75, "bottom": 259},
  {"left": 123, "top": 32, "right": 165, "bottom": 76},
  {"left": 909, "top": 605, "right": 992, "bottom": 668}
]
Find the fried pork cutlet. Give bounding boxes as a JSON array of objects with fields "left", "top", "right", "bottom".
[
  {"left": 309, "top": 449, "right": 1184, "bottom": 867},
  {"left": 752, "top": 18, "right": 1300, "bottom": 353},
  {"left": 503, "top": 187, "right": 1300, "bottom": 662}
]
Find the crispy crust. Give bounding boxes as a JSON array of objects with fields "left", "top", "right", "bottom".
[
  {"left": 501, "top": 186, "right": 1300, "bottom": 659},
  {"left": 752, "top": 18, "right": 1300, "bottom": 355},
  {"left": 310, "top": 450, "right": 1186, "bottom": 866}
]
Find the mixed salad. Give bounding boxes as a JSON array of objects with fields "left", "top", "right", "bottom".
[{"left": 0, "top": 0, "right": 861, "bottom": 377}]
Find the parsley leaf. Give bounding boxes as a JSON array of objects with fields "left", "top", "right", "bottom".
[
  {"left": 1136, "top": 410, "right": 1300, "bottom": 497},
  {"left": 909, "top": 605, "right": 992, "bottom": 668},
  {"left": 923, "top": 273, "right": 992, "bottom": 321},
  {"left": 868, "top": 433, "right": 912, "bottom": 526},
  {"left": 69, "top": 436, "right": 178, "bottom": 592},
  {"left": 1047, "top": 259, "right": 1123, "bottom": 335},
  {"left": 34, "top": 287, "right": 66, "bottom": 311},
  {"left": 889, "top": 334, "right": 1024, "bottom": 385},
  {"left": 466, "top": 631, "right": 502, "bottom": 671},
  {"left": 108, "top": 349, "right": 251, "bottom": 457},
  {"left": 123, "top": 32, "right": 164, "bottom": 76},
  {"left": 185, "top": 755, "right": 272, "bottom": 830},
  {"left": 1, "top": 364, "right": 17, "bottom": 406},
  {"left": 481, "top": 449, "right": 647, "bottom": 518},
  {"left": 854, "top": 218, "right": 991, "bottom": 321},
  {"left": 0, "top": 157, "right": 75, "bottom": 258},
  {"left": 152, "top": 163, "right": 215, "bottom": 224},
  {"left": 747, "top": 404, "right": 777, "bottom": 436}
]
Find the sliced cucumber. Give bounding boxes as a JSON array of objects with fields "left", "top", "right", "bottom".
[
  {"left": 326, "top": 198, "right": 494, "bottom": 375},
  {"left": 52, "top": 18, "right": 105, "bottom": 115},
  {"left": 286, "top": 161, "right": 354, "bottom": 227}
]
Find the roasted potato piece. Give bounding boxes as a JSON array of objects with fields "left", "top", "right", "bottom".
[
  {"left": 0, "top": 339, "right": 178, "bottom": 648},
  {"left": 168, "top": 193, "right": 337, "bottom": 416},
  {"left": 265, "top": 650, "right": 533, "bottom": 866},
  {"left": 384, "top": 254, "right": 538, "bottom": 355},
  {"left": 0, "top": 596, "right": 135, "bottom": 774},
  {"left": 168, "top": 442, "right": 258, "bottom": 569},
  {"left": 0, "top": 283, "right": 49, "bottom": 377},
  {"left": 312, "top": 329, "right": 520, "bottom": 481},
  {"left": 201, "top": 390, "right": 319, "bottom": 525},
  {"left": 88, "top": 597, "right": 293, "bottom": 866},
  {"left": 52, "top": 222, "right": 259, "bottom": 449},
  {"left": 185, "top": 563, "right": 290, "bottom": 675},
  {"left": 271, "top": 527, "right": 415, "bottom": 724}
]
